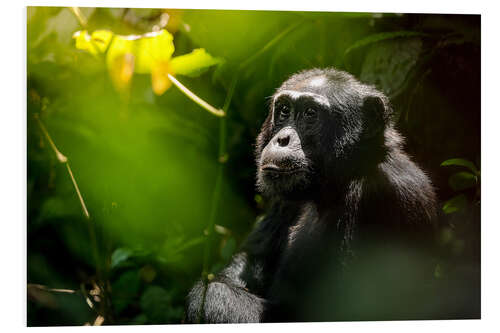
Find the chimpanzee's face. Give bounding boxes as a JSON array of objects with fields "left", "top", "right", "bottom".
[
  {"left": 256, "top": 76, "right": 334, "bottom": 199},
  {"left": 256, "top": 71, "right": 388, "bottom": 199}
]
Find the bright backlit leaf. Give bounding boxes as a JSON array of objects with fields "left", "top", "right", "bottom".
[
  {"left": 170, "top": 48, "right": 224, "bottom": 77},
  {"left": 441, "top": 158, "right": 479, "bottom": 175},
  {"left": 73, "top": 30, "right": 98, "bottom": 55},
  {"left": 91, "top": 30, "right": 113, "bottom": 52},
  {"left": 135, "top": 30, "right": 174, "bottom": 73},
  {"left": 73, "top": 29, "right": 222, "bottom": 95}
]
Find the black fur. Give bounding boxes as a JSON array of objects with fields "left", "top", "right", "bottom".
[{"left": 186, "top": 68, "right": 437, "bottom": 323}]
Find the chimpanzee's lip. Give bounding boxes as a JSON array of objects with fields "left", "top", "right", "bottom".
[{"left": 261, "top": 164, "right": 301, "bottom": 174}]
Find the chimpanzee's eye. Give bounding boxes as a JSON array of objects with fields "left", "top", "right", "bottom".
[
  {"left": 304, "top": 107, "right": 317, "bottom": 119},
  {"left": 276, "top": 102, "right": 291, "bottom": 121}
]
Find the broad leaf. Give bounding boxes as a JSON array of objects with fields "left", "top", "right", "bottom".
[
  {"left": 140, "top": 286, "right": 182, "bottom": 323},
  {"left": 220, "top": 237, "right": 237, "bottom": 261},
  {"left": 111, "top": 270, "right": 140, "bottom": 314},
  {"left": 135, "top": 30, "right": 175, "bottom": 74},
  {"left": 344, "top": 31, "right": 428, "bottom": 57},
  {"left": 111, "top": 247, "right": 133, "bottom": 268},
  {"left": 449, "top": 171, "right": 477, "bottom": 191},
  {"left": 73, "top": 30, "right": 98, "bottom": 55},
  {"left": 441, "top": 158, "right": 479, "bottom": 175},
  {"left": 170, "top": 48, "right": 224, "bottom": 77},
  {"left": 442, "top": 194, "right": 468, "bottom": 214}
]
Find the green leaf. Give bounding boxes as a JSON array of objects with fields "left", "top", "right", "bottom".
[
  {"left": 38, "top": 197, "right": 76, "bottom": 222},
  {"left": 442, "top": 194, "right": 468, "bottom": 214},
  {"left": 441, "top": 158, "right": 479, "bottom": 175},
  {"left": 111, "top": 270, "right": 141, "bottom": 314},
  {"left": 344, "top": 31, "right": 428, "bottom": 57},
  {"left": 347, "top": 31, "right": 425, "bottom": 99},
  {"left": 170, "top": 48, "right": 224, "bottom": 77},
  {"left": 111, "top": 247, "right": 133, "bottom": 269},
  {"left": 434, "top": 264, "right": 443, "bottom": 279},
  {"left": 448, "top": 171, "right": 477, "bottom": 191},
  {"left": 140, "top": 286, "right": 182, "bottom": 323},
  {"left": 220, "top": 237, "right": 237, "bottom": 261}
]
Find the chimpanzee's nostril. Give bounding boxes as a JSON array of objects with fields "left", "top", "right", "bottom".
[{"left": 277, "top": 135, "right": 290, "bottom": 147}]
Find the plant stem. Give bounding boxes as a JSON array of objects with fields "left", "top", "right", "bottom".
[
  {"left": 34, "top": 113, "right": 107, "bottom": 320},
  {"left": 69, "top": 7, "right": 88, "bottom": 28},
  {"left": 196, "top": 74, "right": 238, "bottom": 323},
  {"left": 34, "top": 114, "right": 90, "bottom": 219},
  {"left": 240, "top": 19, "right": 303, "bottom": 70},
  {"left": 167, "top": 74, "right": 225, "bottom": 118}
]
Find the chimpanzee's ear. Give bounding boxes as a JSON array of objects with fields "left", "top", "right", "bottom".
[{"left": 361, "top": 95, "right": 388, "bottom": 139}]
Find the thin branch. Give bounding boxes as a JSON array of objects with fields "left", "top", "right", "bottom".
[
  {"left": 167, "top": 74, "right": 225, "bottom": 117},
  {"left": 69, "top": 7, "right": 88, "bottom": 28},
  {"left": 196, "top": 72, "right": 239, "bottom": 324},
  {"left": 240, "top": 19, "right": 304, "bottom": 70},
  {"left": 34, "top": 113, "right": 90, "bottom": 219},
  {"left": 28, "top": 283, "right": 78, "bottom": 294}
]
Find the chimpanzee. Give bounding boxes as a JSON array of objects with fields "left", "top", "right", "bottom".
[{"left": 186, "top": 68, "right": 438, "bottom": 323}]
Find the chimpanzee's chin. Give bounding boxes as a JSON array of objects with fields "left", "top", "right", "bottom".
[{"left": 258, "top": 170, "right": 313, "bottom": 199}]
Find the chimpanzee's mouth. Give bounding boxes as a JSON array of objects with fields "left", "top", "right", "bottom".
[{"left": 261, "top": 164, "right": 301, "bottom": 174}]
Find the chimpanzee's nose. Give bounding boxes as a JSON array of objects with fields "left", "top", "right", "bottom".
[{"left": 277, "top": 134, "right": 290, "bottom": 147}]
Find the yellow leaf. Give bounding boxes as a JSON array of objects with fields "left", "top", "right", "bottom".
[
  {"left": 90, "top": 30, "right": 113, "bottom": 53},
  {"left": 109, "top": 53, "right": 135, "bottom": 92},
  {"left": 169, "top": 48, "right": 223, "bottom": 77},
  {"left": 135, "top": 30, "right": 175, "bottom": 74},
  {"left": 151, "top": 61, "right": 173, "bottom": 95},
  {"left": 106, "top": 34, "right": 136, "bottom": 71},
  {"left": 73, "top": 30, "right": 98, "bottom": 55}
]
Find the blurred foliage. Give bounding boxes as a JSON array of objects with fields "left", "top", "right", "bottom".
[
  {"left": 27, "top": 7, "right": 480, "bottom": 325},
  {"left": 441, "top": 158, "right": 480, "bottom": 214},
  {"left": 73, "top": 28, "right": 222, "bottom": 95}
]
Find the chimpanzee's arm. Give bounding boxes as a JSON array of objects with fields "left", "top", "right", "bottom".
[
  {"left": 186, "top": 203, "right": 296, "bottom": 323},
  {"left": 186, "top": 251, "right": 267, "bottom": 323}
]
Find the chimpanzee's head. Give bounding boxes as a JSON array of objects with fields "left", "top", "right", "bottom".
[{"left": 255, "top": 68, "right": 393, "bottom": 199}]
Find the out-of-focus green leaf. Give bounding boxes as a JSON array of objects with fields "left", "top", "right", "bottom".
[
  {"left": 38, "top": 197, "right": 77, "bottom": 222},
  {"left": 112, "top": 270, "right": 141, "bottom": 314},
  {"left": 449, "top": 171, "right": 477, "bottom": 191},
  {"left": 130, "top": 313, "right": 148, "bottom": 325},
  {"left": 441, "top": 158, "right": 479, "bottom": 175},
  {"left": 111, "top": 247, "right": 133, "bottom": 269},
  {"left": 140, "top": 286, "right": 182, "bottom": 323},
  {"left": 434, "top": 264, "right": 443, "bottom": 279},
  {"left": 356, "top": 36, "right": 423, "bottom": 98},
  {"left": 344, "top": 31, "right": 428, "bottom": 57},
  {"left": 158, "top": 236, "right": 204, "bottom": 264},
  {"left": 170, "top": 48, "right": 224, "bottom": 77},
  {"left": 442, "top": 194, "right": 468, "bottom": 214},
  {"left": 220, "top": 237, "right": 236, "bottom": 261},
  {"left": 139, "top": 265, "right": 157, "bottom": 283}
]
